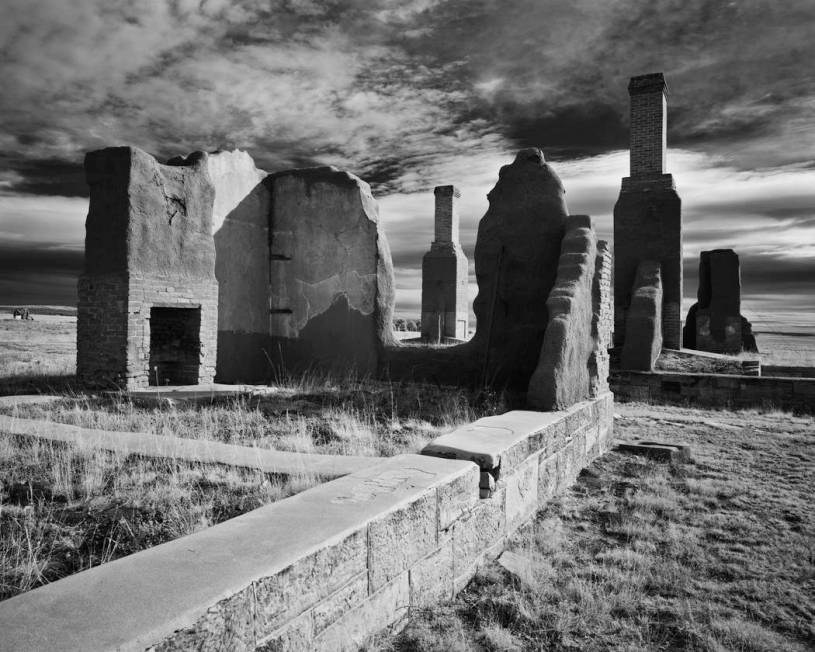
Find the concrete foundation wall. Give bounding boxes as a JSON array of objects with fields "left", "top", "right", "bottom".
[
  {"left": 0, "top": 395, "right": 613, "bottom": 651},
  {"left": 611, "top": 370, "right": 815, "bottom": 414}
]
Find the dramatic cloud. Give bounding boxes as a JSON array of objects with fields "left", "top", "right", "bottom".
[{"left": 0, "top": 0, "right": 813, "bottom": 325}]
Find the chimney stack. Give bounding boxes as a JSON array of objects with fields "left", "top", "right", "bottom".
[
  {"left": 628, "top": 73, "right": 668, "bottom": 177},
  {"left": 433, "top": 185, "right": 460, "bottom": 244}
]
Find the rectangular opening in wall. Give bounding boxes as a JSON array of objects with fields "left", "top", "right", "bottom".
[{"left": 149, "top": 306, "right": 201, "bottom": 386}]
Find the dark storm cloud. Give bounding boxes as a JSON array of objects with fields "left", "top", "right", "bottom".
[
  {"left": 2, "top": 0, "right": 814, "bottom": 196},
  {"left": 683, "top": 251, "right": 815, "bottom": 303},
  {"left": 0, "top": 243, "right": 83, "bottom": 305},
  {"left": 0, "top": 243, "right": 84, "bottom": 276},
  {"left": 0, "top": 0, "right": 813, "bottom": 312}
]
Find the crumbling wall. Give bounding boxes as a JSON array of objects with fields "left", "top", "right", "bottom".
[
  {"left": 527, "top": 215, "right": 597, "bottom": 410},
  {"left": 590, "top": 240, "right": 613, "bottom": 396},
  {"left": 470, "top": 148, "right": 568, "bottom": 390},
  {"left": 77, "top": 147, "right": 218, "bottom": 388},
  {"left": 621, "top": 260, "right": 663, "bottom": 371},
  {"left": 266, "top": 167, "right": 395, "bottom": 376},
  {"left": 208, "top": 150, "right": 272, "bottom": 382},
  {"left": 683, "top": 249, "right": 758, "bottom": 354}
]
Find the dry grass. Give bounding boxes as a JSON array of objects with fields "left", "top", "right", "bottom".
[
  {"left": 0, "top": 315, "right": 76, "bottom": 379},
  {"left": 1, "top": 381, "right": 504, "bottom": 458},
  {"left": 369, "top": 403, "right": 815, "bottom": 651},
  {"left": 0, "top": 433, "right": 321, "bottom": 601}
]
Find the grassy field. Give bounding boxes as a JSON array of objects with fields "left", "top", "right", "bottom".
[
  {"left": 2, "top": 308, "right": 814, "bottom": 644},
  {"left": 0, "top": 314, "right": 76, "bottom": 382},
  {"left": 0, "top": 434, "right": 321, "bottom": 601},
  {"left": 371, "top": 403, "right": 815, "bottom": 651},
  {"left": 0, "top": 381, "right": 502, "bottom": 457}
]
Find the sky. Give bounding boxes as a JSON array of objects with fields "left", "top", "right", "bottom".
[{"left": 1, "top": 0, "right": 813, "bottom": 325}]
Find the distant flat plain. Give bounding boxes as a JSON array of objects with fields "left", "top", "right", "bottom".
[{"left": 1, "top": 306, "right": 813, "bottom": 379}]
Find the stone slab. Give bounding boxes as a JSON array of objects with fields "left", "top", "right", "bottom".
[
  {"left": 421, "top": 409, "right": 564, "bottom": 472},
  {"left": 0, "top": 454, "right": 475, "bottom": 652},
  {"left": 616, "top": 441, "right": 691, "bottom": 463},
  {"left": 420, "top": 397, "right": 608, "bottom": 476}
]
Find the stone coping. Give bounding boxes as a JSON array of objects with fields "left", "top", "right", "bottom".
[
  {"left": 0, "top": 409, "right": 375, "bottom": 478},
  {"left": 421, "top": 395, "right": 609, "bottom": 477},
  {"left": 0, "top": 454, "right": 475, "bottom": 652}
]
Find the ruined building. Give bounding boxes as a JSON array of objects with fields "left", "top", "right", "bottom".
[
  {"left": 614, "top": 73, "right": 683, "bottom": 362},
  {"left": 77, "top": 148, "right": 218, "bottom": 387},
  {"left": 421, "top": 185, "right": 469, "bottom": 342},
  {"left": 683, "top": 249, "right": 759, "bottom": 354},
  {"left": 77, "top": 145, "right": 612, "bottom": 409}
]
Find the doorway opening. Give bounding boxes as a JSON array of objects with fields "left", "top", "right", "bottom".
[{"left": 149, "top": 306, "right": 201, "bottom": 386}]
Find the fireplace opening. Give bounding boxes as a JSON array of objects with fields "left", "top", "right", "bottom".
[{"left": 149, "top": 307, "right": 201, "bottom": 386}]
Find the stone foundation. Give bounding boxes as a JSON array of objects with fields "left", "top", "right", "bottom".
[
  {"left": 0, "top": 395, "right": 613, "bottom": 651},
  {"left": 611, "top": 370, "right": 815, "bottom": 414}
]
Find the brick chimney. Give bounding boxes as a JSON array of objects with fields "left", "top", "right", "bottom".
[
  {"left": 628, "top": 73, "right": 668, "bottom": 177},
  {"left": 433, "top": 185, "right": 460, "bottom": 244}
]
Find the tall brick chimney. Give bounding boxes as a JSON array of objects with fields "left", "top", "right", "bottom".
[
  {"left": 433, "top": 185, "right": 460, "bottom": 244},
  {"left": 421, "top": 185, "right": 469, "bottom": 342},
  {"left": 628, "top": 73, "right": 667, "bottom": 177},
  {"left": 613, "top": 72, "right": 683, "bottom": 353}
]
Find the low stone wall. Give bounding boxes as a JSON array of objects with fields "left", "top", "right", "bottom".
[
  {"left": 611, "top": 370, "right": 815, "bottom": 414},
  {"left": 0, "top": 394, "right": 613, "bottom": 652},
  {"left": 654, "top": 348, "right": 750, "bottom": 375},
  {"left": 762, "top": 365, "right": 815, "bottom": 379}
]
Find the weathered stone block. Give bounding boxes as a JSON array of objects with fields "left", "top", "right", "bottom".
[
  {"left": 504, "top": 456, "right": 539, "bottom": 532},
  {"left": 617, "top": 441, "right": 691, "bottom": 463},
  {"left": 409, "top": 538, "right": 455, "bottom": 608},
  {"left": 437, "top": 464, "right": 480, "bottom": 531},
  {"left": 256, "top": 611, "right": 313, "bottom": 652},
  {"left": 421, "top": 410, "right": 564, "bottom": 476},
  {"left": 313, "top": 572, "right": 410, "bottom": 652},
  {"left": 253, "top": 530, "right": 366, "bottom": 639},
  {"left": 452, "top": 488, "right": 506, "bottom": 583},
  {"left": 153, "top": 586, "right": 255, "bottom": 652},
  {"left": 538, "top": 452, "right": 559, "bottom": 503},
  {"left": 368, "top": 493, "right": 437, "bottom": 592},
  {"left": 311, "top": 573, "right": 368, "bottom": 635}
]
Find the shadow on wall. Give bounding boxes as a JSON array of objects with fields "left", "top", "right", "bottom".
[
  {"left": 213, "top": 175, "right": 272, "bottom": 383},
  {"left": 102, "top": 146, "right": 614, "bottom": 412},
  {"left": 210, "top": 154, "right": 394, "bottom": 383}
]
